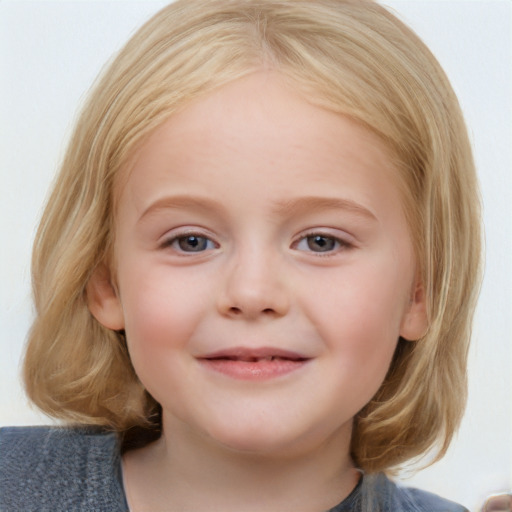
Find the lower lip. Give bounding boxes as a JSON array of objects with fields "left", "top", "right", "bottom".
[{"left": 198, "top": 358, "right": 309, "bottom": 380}]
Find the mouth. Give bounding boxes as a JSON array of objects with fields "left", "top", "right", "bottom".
[
  {"left": 201, "top": 347, "right": 309, "bottom": 362},
  {"left": 198, "top": 347, "right": 311, "bottom": 380}
]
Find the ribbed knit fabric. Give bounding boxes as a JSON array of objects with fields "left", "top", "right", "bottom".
[
  {"left": 328, "top": 472, "right": 469, "bottom": 512},
  {"left": 0, "top": 426, "right": 128, "bottom": 511},
  {"left": 0, "top": 426, "right": 468, "bottom": 512}
]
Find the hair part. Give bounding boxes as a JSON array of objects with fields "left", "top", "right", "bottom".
[{"left": 24, "top": 0, "right": 481, "bottom": 474}]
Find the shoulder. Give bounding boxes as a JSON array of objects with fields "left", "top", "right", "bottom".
[
  {"left": 372, "top": 473, "right": 469, "bottom": 512},
  {"left": 0, "top": 425, "right": 128, "bottom": 511}
]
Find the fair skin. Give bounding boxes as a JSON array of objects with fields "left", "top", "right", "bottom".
[{"left": 88, "top": 72, "right": 427, "bottom": 511}]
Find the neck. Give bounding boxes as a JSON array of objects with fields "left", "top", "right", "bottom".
[{"left": 122, "top": 414, "right": 360, "bottom": 512}]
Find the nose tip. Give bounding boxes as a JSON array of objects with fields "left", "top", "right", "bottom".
[{"left": 217, "top": 257, "right": 290, "bottom": 320}]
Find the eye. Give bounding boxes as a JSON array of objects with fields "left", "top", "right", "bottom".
[
  {"left": 294, "top": 234, "right": 348, "bottom": 253},
  {"left": 165, "top": 234, "right": 217, "bottom": 253}
]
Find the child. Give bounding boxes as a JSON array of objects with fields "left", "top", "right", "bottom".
[{"left": 0, "top": 1, "right": 482, "bottom": 510}]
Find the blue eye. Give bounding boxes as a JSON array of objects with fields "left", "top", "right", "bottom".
[
  {"left": 168, "top": 235, "right": 216, "bottom": 252},
  {"left": 295, "top": 234, "right": 344, "bottom": 253}
]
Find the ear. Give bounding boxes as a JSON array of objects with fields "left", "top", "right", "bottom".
[
  {"left": 86, "top": 263, "right": 125, "bottom": 330},
  {"left": 399, "top": 278, "right": 428, "bottom": 341}
]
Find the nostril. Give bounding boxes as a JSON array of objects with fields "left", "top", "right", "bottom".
[{"left": 227, "top": 306, "right": 276, "bottom": 316}]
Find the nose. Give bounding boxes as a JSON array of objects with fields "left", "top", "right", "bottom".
[{"left": 217, "top": 248, "right": 290, "bottom": 320}]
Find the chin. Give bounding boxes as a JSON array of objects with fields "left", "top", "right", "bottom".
[{"left": 204, "top": 422, "right": 323, "bottom": 460}]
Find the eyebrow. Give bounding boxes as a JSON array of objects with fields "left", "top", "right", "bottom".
[
  {"left": 272, "top": 196, "right": 377, "bottom": 221},
  {"left": 138, "top": 195, "right": 226, "bottom": 222},
  {"left": 138, "top": 195, "right": 377, "bottom": 222}
]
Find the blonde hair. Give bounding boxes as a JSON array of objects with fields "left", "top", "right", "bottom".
[{"left": 24, "top": 0, "right": 481, "bottom": 473}]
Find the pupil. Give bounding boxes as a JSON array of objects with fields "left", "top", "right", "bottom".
[{"left": 308, "top": 235, "right": 334, "bottom": 252}]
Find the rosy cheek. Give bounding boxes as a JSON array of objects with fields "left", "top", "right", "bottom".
[{"left": 121, "top": 278, "right": 206, "bottom": 350}]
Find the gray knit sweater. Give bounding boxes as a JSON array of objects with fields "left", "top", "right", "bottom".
[{"left": 0, "top": 426, "right": 468, "bottom": 511}]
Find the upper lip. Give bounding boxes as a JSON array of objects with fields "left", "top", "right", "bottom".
[{"left": 198, "top": 346, "right": 310, "bottom": 362}]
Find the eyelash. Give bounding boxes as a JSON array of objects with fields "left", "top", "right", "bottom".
[{"left": 161, "top": 230, "right": 352, "bottom": 256}]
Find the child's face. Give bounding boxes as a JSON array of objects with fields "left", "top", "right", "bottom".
[{"left": 90, "top": 72, "right": 427, "bottom": 457}]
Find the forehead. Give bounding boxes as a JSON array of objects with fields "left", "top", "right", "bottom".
[{"left": 116, "top": 72, "right": 406, "bottom": 230}]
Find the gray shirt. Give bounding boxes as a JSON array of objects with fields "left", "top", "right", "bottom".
[{"left": 0, "top": 426, "right": 468, "bottom": 511}]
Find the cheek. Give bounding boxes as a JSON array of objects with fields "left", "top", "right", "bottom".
[
  {"left": 118, "top": 264, "right": 212, "bottom": 356},
  {"left": 318, "top": 265, "right": 408, "bottom": 332},
  {"left": 118, "top": 270, "right": 207, "bottom": 404},
  {"left": 302, "top": 253, "right": 411, "bottom": 369}
]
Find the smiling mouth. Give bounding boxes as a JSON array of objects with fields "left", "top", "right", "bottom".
[
  {"left": 198, "top": 347, "right": 311, "bottom": 380},
  {"left": 201, "top": 347, "right": 309, "bottom": 362},
  {"left": 208, "top": 354, "right": 310, "bottom": 364}
]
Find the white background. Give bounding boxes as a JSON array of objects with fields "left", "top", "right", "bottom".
[{"left": 0, "top": 1, "right": 510, "bottom": 510}]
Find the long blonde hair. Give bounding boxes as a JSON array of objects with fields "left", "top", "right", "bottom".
[{"left": 24, "top": 0, "right": 481, "bottom": 474}]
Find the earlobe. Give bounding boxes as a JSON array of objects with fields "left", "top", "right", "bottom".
[
  {"left": 399, "top": 281, "right": 429, "bottom": 341},
  {"left": 86, "top": 263, "right": 125, "bottom": 330}
]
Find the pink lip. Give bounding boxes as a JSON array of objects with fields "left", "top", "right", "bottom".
[{"left": 197, "top": 346, "right": 311, "bottom": 381}]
